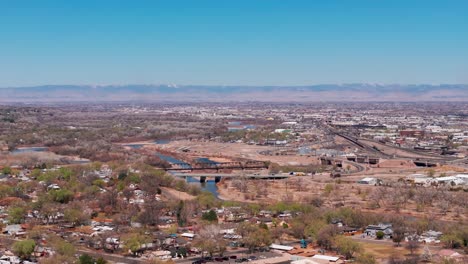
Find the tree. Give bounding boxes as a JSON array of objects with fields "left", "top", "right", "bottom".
[
  {"left": 317, "top": 225, "right": 339, "bottom": 250},
  {"left": 243, "top": 227, "right": 271, "bottom": 252},
  {"left": 392, "top": 227, "right": 405, "bottom": 247},
  {"left": 36, "top": 201, "right": 60, "bottom": 224},
  {"left": 376, "top": 231, "right": 385, "bottom": 240},
  {"left": 96, "top": 257, "right": 108, "bottom": 264},
  {"left": 79, "top": 254, "right": 107, "bottom": 264},
  {"left": 12, "top": 239, "right": 36, "bottom": 259},
  {"left": 49, "top": 189, "right": 74, "bottom": 203},
  {"left": 201, "top": 210, "right": 218, "bottom": 222},
  {"left": 440, "top": 233, "right": 463, "bottom": 249},
  {"left": 177, "top": 200, "right": 195, "bottom": 226},
  {"left": 138, "top": 198, "right": 164, "bottom": 226},
  {"left": 405, "top": 237, "right": 420, "bottom": 256},
  {"left": 122, "top": 232, "right": 150, "bottom": 256},
  {"left": 334, "top": 236, "right": 362, "bottom": 259},
  {"left": 197, "top": 191, "right": 218, "bottom": 209},
  {"left": 1, "top": 166, "right": 12, "bottom": 175},
  {"left": 237, "top": 222, "right": 272, "bottom": 252},
  {"left": 64, "top": 203, "right": 89, "bottom": 227},
  {"left": 48, "top": 235, "right": 76, "bottom": 258},
  {"left": 0, "top": 184, "right": 13, "bottom": 198},
  {"left": 420, "top": 245, "right": 432, "bottom": 262},
  {"left": 140, "top": 172, "right": 164, "bottom": 196},
  {"left": 193, "top": 225, "right": 227, "bottom": 257},
  {"left": 98, "top": 186, "right": 119, "bottom": 213},
  {"left": 8, "top": 206, "right": 26, "bottom": 224},
  {"left": 79, "top": 254, "right": 95, "bottom": 264}
]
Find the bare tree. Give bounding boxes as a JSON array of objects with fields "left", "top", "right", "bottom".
[{"left": 405, "top": 236, "right": 420, "bottom": 256}]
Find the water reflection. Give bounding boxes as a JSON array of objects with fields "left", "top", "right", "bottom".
[{"left": 186, "top": 176, "right": 220, "bottom": 198}]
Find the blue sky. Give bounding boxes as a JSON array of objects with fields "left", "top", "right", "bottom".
[{"left": 1, "top": 0, "right": 467, "bottom": 86}]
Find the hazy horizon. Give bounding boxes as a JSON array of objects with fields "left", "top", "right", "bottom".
[{"left": 1, "top": 84, "right": 467, "bottom": 102}]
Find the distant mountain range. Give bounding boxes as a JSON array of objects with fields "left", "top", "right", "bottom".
[{"left": 0, "top": 84, "right": 467, "bottom": 102}]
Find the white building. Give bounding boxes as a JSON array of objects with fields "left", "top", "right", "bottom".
[{"left": 357, "top": 177, "right": 378, "bottom": 185}]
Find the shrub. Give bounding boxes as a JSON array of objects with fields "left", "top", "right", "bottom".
[{"left": 376, "top": 231, "right": 385, "bottom": 239}]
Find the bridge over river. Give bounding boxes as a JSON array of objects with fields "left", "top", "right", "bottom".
[{"left": 170, "top": 172, "right": 291, "bottom": 182}]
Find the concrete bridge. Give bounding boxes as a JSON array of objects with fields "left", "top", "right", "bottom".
[
  {"left": 345, "top": 155, "right": 380, "bottom": 165},
  {"left": 170, "top": 172, "right": 291, "bottom": 182}
]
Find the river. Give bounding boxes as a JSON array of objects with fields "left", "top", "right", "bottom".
[
  {"left": 186, "top": 177, "right": 220, "bottom": 198},
  {"left": 156, "top": 152, "right": 220, "bottom": 198}
]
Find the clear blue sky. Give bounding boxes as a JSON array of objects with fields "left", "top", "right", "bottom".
[{"left": 1, "top": 0, "right": 467, "bottom": 87}]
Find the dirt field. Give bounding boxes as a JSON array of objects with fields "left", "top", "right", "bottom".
[
  {"left": 154, "top": 140, "right": 321, "bottom": 166},
  {"left": 216, "top": 170, "right": 467, "bottom": 222},
  {"left": 160, "top": 187, "right": 196, "bottom": 201},
  {"left": 354, "top": 239, "right": 426, "bottom": 263},
  {"left": 0, "top": 151, "right": 89, "bottom": 166}
]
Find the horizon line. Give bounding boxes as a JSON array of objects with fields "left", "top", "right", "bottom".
[{"left": 1, "top": 83, "right": 468, "bottom": 89}]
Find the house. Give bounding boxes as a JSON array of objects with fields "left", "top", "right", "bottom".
[
  {"left": 413, "top": 176, "right": 434, "bottom": 186},
  {"left": 291, "top": 259, "right": 321, "bottom": 264},
  {"left": 33, "top": 246, "right": 53, "bottom": 258},
  {"left": 342, "top": 226, "right": 360, "bottom": 236},
  {"left": 455, "top": 174, "right": 468, "bottom": 184},
  {"left": 180, "top": 232, "right": 195, "bottom": 239},
  {"left": 3, "top": 224, "right": 25, "bottom": 236},
  {"left": 104, "top": 237, "right": 121, "bottom": 252},
  {"left": 419, "top": 230, "right": 442, "bottom": 243},
  {"left": 269, "top": 244, "right": 294, "bottom": 251},
  {"left": 434, "top": 176, "right": 464, "bottom": 186},
  {"left": 357, "top": 177, "right": 379, "bottom": 185},
  {"left": 0, "top": 255, "right": 24, "bottom": 264},
  {"left": 47, "top": 183, "right": 60, "bottom": 190},
  {"left": 364, "top": 223, "right": 393, "bottom": 237},
  {"left": 311, "top": 255, "right": 341, "bottom": 263}
]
